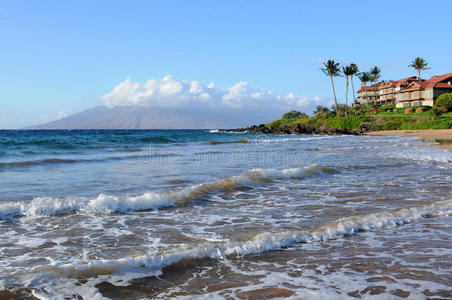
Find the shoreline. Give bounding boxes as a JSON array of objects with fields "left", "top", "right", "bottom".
[{"left": 365, "top": 129, "right": 452, "bottom": 152}]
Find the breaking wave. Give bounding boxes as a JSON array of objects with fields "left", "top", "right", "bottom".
[
  {"left": 0, "top": 165, "right": 337, "bottom": 219},
  {"left": 19, "top": 199, "right": 452, "bottom": 281},
  {"left": 381, "top": 146, "right": 452, "bottom": 164}
]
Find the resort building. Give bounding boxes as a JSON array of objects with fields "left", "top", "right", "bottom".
[
  {"left": 357, "top": 73, "right": 452, "bottom": 108},
  {"left": 395, "top": 73, "right": 452, "bottom": 107},
  {"left": 377, "top": 76, "right": 419, "bottom": 106},
  {"left": 357, "top": 82, "right": 382, "bottom": 104}
]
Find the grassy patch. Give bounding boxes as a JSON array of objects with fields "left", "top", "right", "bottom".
[{"left": 266, "top": 109, "right": 452, "bottom": 131}]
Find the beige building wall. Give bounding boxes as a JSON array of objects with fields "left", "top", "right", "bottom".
[{"left": 396, "top": 87, "right": 452, "bottom": 107}]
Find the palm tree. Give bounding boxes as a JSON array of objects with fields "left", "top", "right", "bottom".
[
  {"left": 321, "top": 60, "right": 341, "bottom": 111},
  {"left": 314, "top": 105, "right": 330, "bottom": 116},
  {"left": 409, "top": 57, "right": 430, "bottom": 80},
  {"left": 369, "top": 66, "right": 381, "bottom": 103},
  {"left": 358, "top": 72, "right": 372, "bottom": 113},
  {"left": 342, "top": 65, "right": 354, "bottom": 115},
  {"left": 370, "top": 66, "right": 381, "bottom": 86},
  {"left": 358, "top": 72, "right": 371, "bottom": 85},
  {"left": 349, "top": 63, "right": 359, "bottom": 105}
]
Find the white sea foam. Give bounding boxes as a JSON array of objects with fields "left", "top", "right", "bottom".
[
  {"left": 382, "top": 146, "right": 452, "bottom": 163},
  {"left": 18, "top": 199, "right": 452, "bottom": 283},
  {"left": 0, "top": 165, "right": 334, "bottom": 219},
  {"left": 264, "top": 135, "right": 338, "bottom": 143}
]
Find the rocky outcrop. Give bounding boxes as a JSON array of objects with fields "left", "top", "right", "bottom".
[
  {"left": 227, "top": 123, "right": 361, "bottom": 135},
  {"left": 356, "top": 122, "right": 371, "bottom": 132}
]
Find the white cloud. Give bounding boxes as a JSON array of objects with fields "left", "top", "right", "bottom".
[
  {"left": 101, "top": 76, "right": 332, "bottom": 116},
  {"left": 57, "top": 110, "right": 71, "bottom": 120}
]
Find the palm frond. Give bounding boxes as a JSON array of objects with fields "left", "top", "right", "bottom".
[
  {"left": 321, "top": 60, "right": 341, "bottom": 76},
  {"left": 409, "top": 57, "right": 431, "bottom": 70},
  {"left": 349, "top": 63, "right": 359, "bottom": 75}
]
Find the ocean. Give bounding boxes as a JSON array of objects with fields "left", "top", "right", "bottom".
[{"left": 0, "top": 130, "right": 451, "bottom": 299}]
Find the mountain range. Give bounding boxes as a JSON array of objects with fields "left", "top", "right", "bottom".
[{"left": 28, "top": 105, "right": 275, "bottom": 129}]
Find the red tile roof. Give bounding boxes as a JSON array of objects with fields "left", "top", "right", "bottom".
[
  {"left": 400, "top": 83, "right": 425, "bottom": 92},
  {"left": 424, "top": 72, "right": 452, "bottom": 89},
  {"left": 358, "top": 81, "right": 385, "bottom": 93},
  {"left": 357, "top": 86, "right": 378, "bottom": 93},
  {"left": 435, "top": 82, "right": 452, "bottom": 88},
  {"left": 395, "top": 76, "right": 421, "bottom": 87},
  {"left": 396, "top": 76, "right": 419, "bottom": 83},
  {"left": 380, "top": 80, "right": 397, "bottom": 88},
  {"left": 399, "top": 73, "right": 452, "bottom": 92},
  {"left": 379, "top": 77, "right": 420, "bottom": 89}
]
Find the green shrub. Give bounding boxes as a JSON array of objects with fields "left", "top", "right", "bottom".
[
  {"left": 436, "top": 93, "right": 452, "bottom": 110},
  {"left": 326, "top": 111, "right": 337, "bottom": 118},
  {"left": 334, "top": 104, "right": 351, "bottom": 116},
  {"left": 416, "top": 107, "right": 426, "bottom": 113},
  {"left": 322, "top": 115, "right": 369, "bottom": 130},
  {"left": 267, "top": 119, "right": 281, "bottom": 128},
  {"left": 313, "top": 105, "right": 330, "bottom": 116},
  {"left": 370, "top": 119, "right": 402, "bottom": 131},
  {"left": 266, "top": 108, "right": 452, "bottom": 132},
  {"left": 379, "top": 105, "right": 393, "bottom": 112},
  {"left": 268, "top": 110, "right": 310, "bottom": 127},
  {"left": 282, "top": 110, "right": 303, "bottom": 119},
  {"left": 431, "top": 108, "right": 441, "bottom": 120}
]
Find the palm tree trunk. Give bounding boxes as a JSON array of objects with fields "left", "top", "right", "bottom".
[
  {"left": 345, "top": 76, "right": 349, "bottom": 116},
  {"left": 418, "top": 69, "right": 421, "bottom": 81},
  {"left": 351, "top": 75, "right": 356, "bottom": 114},
  {"left": 330, "top": 75, "right": 338, "bottom": 112}
]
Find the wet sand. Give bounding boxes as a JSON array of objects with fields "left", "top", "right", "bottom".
[{"left": 366, "top": 129, "right": 452, "bottom": 151}]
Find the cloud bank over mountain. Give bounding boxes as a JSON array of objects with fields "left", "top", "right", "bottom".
[
  {"left": 101, "top": 76, "right": 331, "bottom": 115},
  {"left": 30, "top": 76, "right": 333, "bottom": 129}
]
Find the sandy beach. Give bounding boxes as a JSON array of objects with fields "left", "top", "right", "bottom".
[{"left": 366, "top": 129, "right": 452, "bottom": 151}]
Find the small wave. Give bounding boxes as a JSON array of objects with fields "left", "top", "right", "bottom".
[
  {"left": 0, "top": 154, "right": 174, "bottom": 170},
  {"left": 0, "top": 158, "right": 89, "bottom": 169},
  {"left": 1, "top": 139, "right": 77, "bottom": 149},
  {"left": 0, "top": 158, "right": 80, "bottom": 169},
  {"left": 0, "top": 165, "right": 335, "bottom": 218},
  {"left": 0, "top": 161, "right": 38, "bottom": 168},
  {"left": 209, "top": 129, "right": 219, "bottom": 133},
  {"left": 265, "top": 135, "right": 338, "bottom": 143},
  {"left": 41, "top": 158, "right": 77, "bottom": 164},
  {"left": 311, "top": 143, "right": 402, "bottom": 151},
  {"left": 22, "top": 199, "right": 452, "bottom": 280},
  {"left": 208, "top": 138, "right": 249, "bottom": 145}
]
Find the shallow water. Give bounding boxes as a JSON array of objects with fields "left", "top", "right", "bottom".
[{"left": 0, "top": 130, "right": 451, "bottom": 299}]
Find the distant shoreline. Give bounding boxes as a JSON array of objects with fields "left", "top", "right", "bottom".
[{"left": 366, "top": 129, "right": 452, "bottom": 151}]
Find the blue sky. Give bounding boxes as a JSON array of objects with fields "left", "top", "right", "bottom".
[{"left": 1, "top": 0, "right": 451, "bottom": 128}]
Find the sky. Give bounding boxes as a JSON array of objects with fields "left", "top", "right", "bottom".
[{"left": 1, "top": 0, "right": 451, "bottom": 128}]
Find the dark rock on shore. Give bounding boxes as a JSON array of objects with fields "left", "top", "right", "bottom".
[
  {"left": 227, "top": 123, "right": 361, "bottom": 135},
  {"left": 357, "top": 122, "right": 371, "bottom": 132}
]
